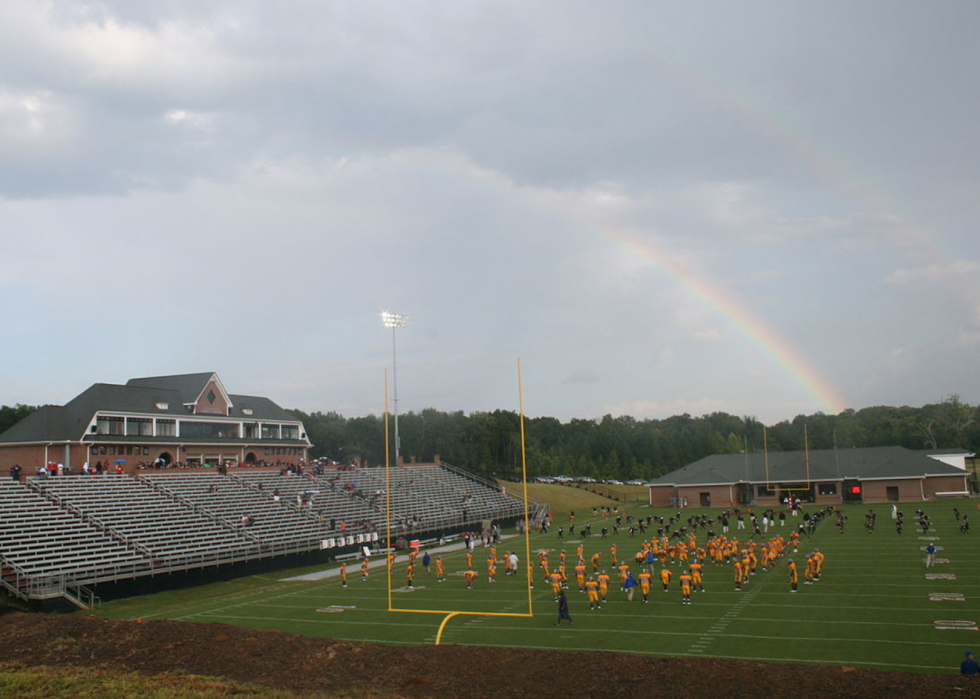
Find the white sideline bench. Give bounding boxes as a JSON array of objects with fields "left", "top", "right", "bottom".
[{"left": 935, "top": 491, "right": 971, "bottom": 498}]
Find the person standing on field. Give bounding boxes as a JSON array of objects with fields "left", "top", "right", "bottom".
[
  {"left": 623, "top": 572, "right": 637, "bottom": 601},
  {"left": 555, "top": 591, "right": 573, "bottom": 625},
  {"left": 961, "top": 651, "right": 979, "bottom": 676}
]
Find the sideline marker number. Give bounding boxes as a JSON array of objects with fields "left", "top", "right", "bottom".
[{"left": 934, "top": 620, "right": 978, "bottom": 631}]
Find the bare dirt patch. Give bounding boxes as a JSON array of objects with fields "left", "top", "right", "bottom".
[{"left": 0, "top": 612, "right": 977, "bottom": 698}]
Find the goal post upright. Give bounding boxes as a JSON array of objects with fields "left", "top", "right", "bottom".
[
  {"left": 517, "top": 358, "right": 534, "bottom": 619},
  {"left": 380, "top": 360, "right": 535, "bottom": 641},
  {"left": 384, "top": 368, "right": 393, "bottom": 612}
]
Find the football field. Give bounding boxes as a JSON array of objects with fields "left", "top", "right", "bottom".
[{"left": 93, "top": 501, "right": 980, "bottom": 674}]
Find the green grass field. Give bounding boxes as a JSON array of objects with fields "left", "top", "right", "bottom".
[{"left": 91, "top": 500, "right": 980, "bottom": 675}]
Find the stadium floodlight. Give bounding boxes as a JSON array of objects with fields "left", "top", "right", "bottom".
[
  {"left": 380, "top": 311, "right": 408, "bottom": 329},
  {"left": 380, "top": 311, "right": 408, "bottom": 464}
]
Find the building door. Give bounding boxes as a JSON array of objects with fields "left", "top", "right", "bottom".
[
  {"left": 700, "top": 492, "right": 711, "bottom": 507},
  {"left": 886, "top": 486, "right": 900, "bottom": 502},
  {"left": 842, "top": 479, "right": 863, "bottom": 503},
  {"left": 737, "top": 483, "right": 753, "bottom": 505}
]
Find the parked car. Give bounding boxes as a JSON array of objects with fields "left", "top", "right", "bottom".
[{"left": 626, "top": 479, "right": 646, "bottom": 486}]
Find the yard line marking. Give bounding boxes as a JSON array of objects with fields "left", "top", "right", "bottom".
[{"left": 684, "top": 574, "right": 767, "bottom": 655}]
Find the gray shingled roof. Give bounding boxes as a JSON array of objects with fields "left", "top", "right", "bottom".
[
  {"left": 0, "top": 374, "right": 301, "bottom": 444},
  {"left": 126, "top": 372, "right": 218, "bottom": 405},
  {"left": 0, "top": 405, "right": 72, "bottom": 443},
  {"left": 228, "top": 394, "right": 296, "bottom": 422},
  {"left": 648, "top": 446, "right": 966, "bottom": 486}
]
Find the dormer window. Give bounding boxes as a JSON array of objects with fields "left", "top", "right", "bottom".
[
  {"left": 155, "top": 402, "right": 169, "bottom": 410},
  {"left": 243, "top": 409, "right": 253, "bottom": 416}
]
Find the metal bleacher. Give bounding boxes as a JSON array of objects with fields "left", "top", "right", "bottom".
[
  {"left": 0, "top": 480, "right": 151, "bottom": 608},
  {"left": 34, "top": 475, "right": 258, "bottom": 566},
  {"left": 232, "top": 471, "right": 379, "bottom": 535},
  {"left": 140, "top": 472, "right": 329, "bottom": 553},
  {"left": 0, "top": 464, "right": 529, "bottom": 609}
]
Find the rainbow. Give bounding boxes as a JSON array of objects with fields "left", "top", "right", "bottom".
[
  {"left": 590, "top": 223, "right": 849, "bottom": 415},
  {"left": 395, "top": 145, "right": 851, "bottom": 415},
  {"left": 392, "top": 39, "right": 980, "bottom": 415},
  {"left": 647, "top": 43, "right": 980, "bottom": 311}
]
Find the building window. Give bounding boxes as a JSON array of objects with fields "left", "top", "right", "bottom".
[
  {"left": 109, "top": 446, "right": 116, "bottom": 455},
  {"left": 96, "top": 416, "right": 124, "bottom": 435},
  {"left": 180, "top": 421, "right": 239, "bottom": 439},
  {"left": 281, "top": 425, "right": 299, "bottom": 440},
  {"left": 127, "top": 418, "right": 153, "bottom": 436},
  {"left": 261, "top": 424, "right": 280, "bottom": 439},
  {"left": 243, "top": 422, "right": 258, "bottom": 439},
  {"left": 818, "top": 483, "right": 837, "bottom": 496},
  {"left": 143, "top": 447, "right": 149, "bottom": 456},
  {"left": 156, "top": 419, "right": 176, "bottom": 437},
  {"left": 757, "top": 484, "right": 777, "bottom": 497}
]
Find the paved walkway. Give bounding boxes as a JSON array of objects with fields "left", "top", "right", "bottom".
[{"left": 279, "top": 534, "right": 523, "bottom": 582}]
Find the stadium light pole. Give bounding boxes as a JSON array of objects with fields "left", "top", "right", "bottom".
[{"left": 381, "top": 311, "right": 408, "bottom": 466}]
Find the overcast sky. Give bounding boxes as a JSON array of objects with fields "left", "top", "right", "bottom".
[{"left": 1, "top": 1, "right": 978, "bottom": 424}]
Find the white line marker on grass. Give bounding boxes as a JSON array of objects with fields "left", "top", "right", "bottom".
[
  {"left": 934, "top": 620, "right": 978, "bottom": 631},
  {"left": 929, "top": 593, "right": 966, "bottom": 602}
]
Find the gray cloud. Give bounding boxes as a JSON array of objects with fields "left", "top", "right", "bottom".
[{"left": 0, "top": 1, "right": 978, "bottom": 423}]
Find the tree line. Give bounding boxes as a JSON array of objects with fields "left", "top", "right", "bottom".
[
  {"left": 2, "top": 395, "right": 974, "bottom": 481},
  {"left": 289, "top": 395, "right": 978, "bottom": 481}
]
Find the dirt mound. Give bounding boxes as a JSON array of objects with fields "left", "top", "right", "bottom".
[{"left": 0, "top": 612, "right": 976, "bottom": 698}]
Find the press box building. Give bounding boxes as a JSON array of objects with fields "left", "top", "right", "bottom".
[{"left": 0, "top": 372, "right": 312, "bottom": 472}]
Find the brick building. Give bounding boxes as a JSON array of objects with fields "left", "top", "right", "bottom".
[
  {"left": 0, "top": 372, "right": 311, "bottom": 474},
  {"left": 647, "top": 446, "right": 973, "bottom": 508}
]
